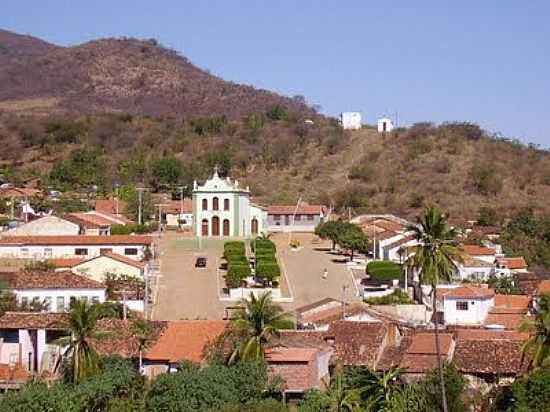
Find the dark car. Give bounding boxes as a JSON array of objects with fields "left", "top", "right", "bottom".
[{"left": 195, "top": 257, "right": 207, "bottom": 268}]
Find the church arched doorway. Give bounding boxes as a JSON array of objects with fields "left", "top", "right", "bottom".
[
  {"left": 251, "top": 218, "right": 259, "bottom": 235},
  {"left": 223, "top": 219, "right": 230, "bottom": 236},
  {"left": 212, "top": 216, "right": 220, "bottom": 236},
  {"left": 201, "top": 219, "right": 209, "bottom": 236}
]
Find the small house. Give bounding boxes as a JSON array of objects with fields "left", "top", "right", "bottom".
[{"left": 377, "top": 117, "right": 394, "bottom": 133}]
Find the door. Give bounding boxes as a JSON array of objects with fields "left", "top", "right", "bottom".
[
  {"left": 212, "top": 216, "right": 220, "bottom": 236},
  {"left": 223, "top": 219, "right": 230, "bottom": 236},
  {"left": 201, "top": 219, "right": 209, "bottom": 236},
  {"left": 251, "top": 218, "right": 258, "bottom": 235},
  {"left": 284, "top": 215, "right": 290, "bottom": 226}
]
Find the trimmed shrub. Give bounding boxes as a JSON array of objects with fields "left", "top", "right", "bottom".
[
  {"left": 256, "top": 262, "right": 280, "bottom": 281},
  {"left": 367, "top": 261, "right": 401, "bottom": 281}
]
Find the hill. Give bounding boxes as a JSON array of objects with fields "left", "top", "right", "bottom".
[
  {"left": 0, "top": 31, "right": 550, "bottom": 226},
  {"left": 0, "top": 30, "right": 314, "bottom": 117}
]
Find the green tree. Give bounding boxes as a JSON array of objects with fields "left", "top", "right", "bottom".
[
  {"left": 316, "top": 220, "right": 345, "bottom": 250},
  {"left": 508, "top": 366, "right": 550, "bottom": 411},
  {"left": 150, "top": 157, "right": 183, "bottom": 188},
  {"left": 344, "top": 366, "right": 403, "bottom": 411},
  {"left": 324, "top": 366, "right": 363, "bottom": 412},
  {"left": 337, "top": 223, "right": 369, "bottom": 261},
  {"left": 520, "top": 294, "right": 550, "bottom": 369},
  {"left": 229, "top": 292, "right": 291, "bottom": 363},
  {"left": 407, "top": 207, "right": 463, "bottom": 412},
  {"left": 56, "top": 299, "right": 105, "bottom": 383},
  {"left": 131, "top": 319, "right": 154, "bottom": 371}
]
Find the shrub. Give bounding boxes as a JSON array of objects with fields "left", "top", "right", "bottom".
[
  {"left": 348, "top": 163, "right": 374, "bottom": 182},
  {"left": 256, "top": 262, "right": 280, "bottom": 282},
  {"left": 365, "top": 289, "right": 413, "bottom": 305},
  {"left": 469, "top": 162, "right": 502, "bottom": 195},
  {"left": 367, "top": 261, "right": 401, "bottom": 281},
  {"left": 224, "top": 241, "right": 245, "bottom": 252},
  {"left": 289, "top": 239, "right": 301, "bottom": 249}
]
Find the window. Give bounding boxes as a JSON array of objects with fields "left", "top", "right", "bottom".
[
  {"left": 56, "top": 296, "right": 65, "bottom": 312},
  {"left": 274, "top": 215, "right": 281, "bottom": 221},
  {"left": 43, "top": 296, "right": 52, "bottom": 311},
  {"left": 213, "top": 197, "right": 219, "bottom": 211},
  {"left": 224, "top": 199, "right": 230, "bottom": 211},
  {"left": 456, "top": 301, "right": 469, "bottom": 311},
  {"left": 100, "top": 248, "right": 113, "bottom": 255},
  {"left": 307, "top": 215, "right": 314, "bottom": 221},
  {"left": 91, "top": 296, "right": 100, "bottom": 305},
  {"left": 20, "top": 297, "right": 28, "bottom": 307},
  {"left": 99, "top": 228, "right": 109, "bottom": 236},
  {"left": 295, "top": 215, "right": 302, "bottom": 221},
  {"left": 124, "top": 248, "right": 138, "bottom": 256},
  {"left": 0, "top": 330, "right": 19, "bottom": 344},
  {"left": 44, "top": 248, "right": 53, "bottom": 257},
  {"left": 202, "top": 198, "right": 208, "bottom": 211},
  {"left": 75, "top": 248, "right": 88, "bottom": 256},
  {"left": 21, "top": 248, "right": 29, "bottom": 257}
]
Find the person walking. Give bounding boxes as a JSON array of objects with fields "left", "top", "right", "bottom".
[{"left": 322, "top": 268, "right": 328, "bottom": 280}]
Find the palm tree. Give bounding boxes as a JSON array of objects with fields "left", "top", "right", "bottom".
[
  {"left": 520, "top": 293, "right": 550, "bottom": 369},
  {"left": 56, "top": 299, "right": 104, "bottom": 383},
  {"left": 323, "top": 366, "right": 363, "bottom": 412},
  {"left": 255, "top": 232, "right": 272, "bottom": 241},
  {"left": 407, "top": 206, "right": 462, "bottom": 412},
  {"left": 229, "top": 292, "right": 291, "bottom": 364},
  {"left": 348, "top": 367, "right": 403, "bottom": 411},
  {"left": 132, "top": 319, "right": 154, "bottom": 371}
]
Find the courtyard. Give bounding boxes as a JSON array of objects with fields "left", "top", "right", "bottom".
[{"left": 151, "top": 232, "right": 360, "bottom": 321}]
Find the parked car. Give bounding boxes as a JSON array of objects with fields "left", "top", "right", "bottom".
[{"left": 195, "top": 257, "right": 207, "bottom": 268}]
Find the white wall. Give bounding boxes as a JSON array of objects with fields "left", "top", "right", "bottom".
[
  {"left": 341, "top": 112, "right": 361, "bottom": 130},
  {"left": 377, "top": 118, "right": 394, "bottom": 133},
  {"left": 72, "top": 256, "right": 144, "bottom": 282},
  {"left": 455, "top": 264, "right": 494, "bottom": 281},
  {"left": 15, "top": 288, "right": 106, "bottom": 312},
  {"left": 0, "top": 244, "right": 148, "bottom": 260},
  {"left": 443, "top": 297, "right": 494, "bottom": 325},
  {"left": 5, "top": 216, "right": 80, "bottom": 236}
]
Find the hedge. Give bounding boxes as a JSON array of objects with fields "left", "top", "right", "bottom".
[
  {"left": 253, "top": 240, "right": 276, "bottom": 252},
  {"left": 227, "top": 263, "right": 251, "bottom": 279},
  {"left": 367, "top": 261, "right": 401, "bottom": 281},
  {"left": 256, "top": 262, "right": 280, "bottom": 280},
  {"left": 224, "top": 241, "right": 245, "bottom": 253}
]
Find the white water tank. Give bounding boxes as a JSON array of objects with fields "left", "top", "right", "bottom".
[
  {"left": 340, "top": 112, "right": 362, "bottom": 130},
  {"left": 377, "top": 117, "right": 394, "bottom": 133}
]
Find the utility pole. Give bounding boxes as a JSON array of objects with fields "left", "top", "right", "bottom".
[
  {"left": 137, "top": 187, "right": 146, "bottom": 225},
  {"left": 178, "top": 186, "right": 184, "bottom": 228},
  {"left": 341, "top": 284, "right": 349, "bottom": 319}
]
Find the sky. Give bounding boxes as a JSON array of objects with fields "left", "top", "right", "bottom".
[{"left": 2, "top": 1, "right": 550, "bottom": 146}]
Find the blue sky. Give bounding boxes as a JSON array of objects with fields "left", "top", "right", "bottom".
[{"left": 2, "top": 1, "right": 549, "bottom": 145}]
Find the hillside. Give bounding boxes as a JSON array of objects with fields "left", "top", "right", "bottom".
[
  {"left": 0, "top": 31, "right": 550, "bottom": 225},
  {"left": 0, "top": 30, "right": 313, "bottom": 117}
]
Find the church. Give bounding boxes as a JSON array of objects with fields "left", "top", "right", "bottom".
[{"left": 192, "top": 169, "right": 267, "bottom": 237}]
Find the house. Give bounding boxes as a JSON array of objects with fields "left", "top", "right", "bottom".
[
  {"left": 266, "top": 347, "right": 331, "bottom": 398},
  {"left": 0, "top": 312, "right": 67, "bottom": 374},
  {"left": 453, "top": 329, "right": 529, "bottom": 385},
  {"left": 267, "top": 204, "right": 325, "bottom": 233},
  {"left": 94, "top": 198, "right": 128, "bottom": 217},
  {"left": 296, "top": 299, "right": 379, "bottom": 331},
  {"left": 340, "top": 112, "right": 362, "bottom": 130},
  {"left": 192, "top": 169, "right": 267, "bottom": 237},
  {"left": 399, "top": 332, "right": 455, "bottom": 381},
  {"left": 455, "top": 256, "right": 494, "bottom": 282},
  {"left": 69, "top": 252, "right": 148, "bottom": 282},
  {"left": 4, "top": 215, "right": 80, "bottom": 236},
  {"left": 484, "top": 294, "right": 531, "bottom": 330},
  {"left": 461, "top": 245, "right": 498, "bottom": 264},
  {"left": 0, "top": 271, "right": 106, "bottom": 312},
  {"left": 377, "top": 117, "right": 394, "bottom": 133},
  {"left": 0, "top": 235, "right": 153, "bottom": 260},
  {"left": 142, "top": 320, "right": 227, "bottom": 375},
  {"left": 441, "top": 286, "right": 495, "bottom": 326},
  {"left": 64, "top": 212, "right": 113, "bottom": 235},
  {"left": 158, "top": 199, "right": 193, "bottom": 229},
  {"left": 494, "top": 257, "right": 528, "bottom": 277},
  {"left": 0, "top": 187, "right": 40, "bottom": 201}
]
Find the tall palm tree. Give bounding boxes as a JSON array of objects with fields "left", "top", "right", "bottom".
[
  {"left": 348, "top": 367, "right": 403, "bottom": 411},
  {"left": 132, "top": 319, "right": 154, "bottom": 371},
  {"left": 407, "top": 206, "right": 462, "bottom": 412},
  {"left": 56, "top": 299, "right": 104, "bottom": 383},
  {"left": 229, "top": 292, "right": 291, "bottom": 364},
  {"left": 323, "top": 366, "right": 363, "bottom": 412},
  {"left": 520, "top": 293, "right": 550, "bottom": 369}
]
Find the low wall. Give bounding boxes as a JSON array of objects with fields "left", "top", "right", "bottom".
[
  {"left": 229, "top": 287, "right": 281, "bottom": 300},
  {"left": 125, "top": 300, "right": 144, "bottom": 312},
  {"left": 371, "top": 304, "right": 429, "bottom": 324}
]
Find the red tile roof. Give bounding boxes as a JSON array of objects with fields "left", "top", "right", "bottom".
[
  {"left": 0, "top": 235, "right": 152, "bottom": 245},
  {"left": 158, "top": 199, "right": 193, "bottom": 214},
  {"left": 266, "top": 347, "right": 318, "bottom": 362},
  {"left": 268, "top": 205, "right": 324, "bottom": 215},
  {"left": 0, "top": 271, "right": 105, "bottom": 290},
  {"left": 537, "top": 280, "right": 550, "bottom": 295},
  {"left": 145, "top": 320, "right": 227, "bottom": 363},
  {"left": 496, "top": 257, "right": 528, "bottom": 270},
  {"left": 399, "top": 333, "right": 454, "bottom": 373},
  {"left": 494, "top": 294, "right": 531, "bottom": 311},
  {"left": 0, "top": 187, "right": 40, "bottom": 199},
  {"left": 326, "top": 321, "right": 387, "bottom": 367},
  {"left": 454, "top": 330, "right": 528, "bottom": 375},
  {"left": 48, "top": 258, "right": 85, "bottom": 268},
  {"left": 462, "top": 245, "right": 496, "bottom": 256},
  {"left": 484, "top": 313, "right": 528, "bottom": 330},
  {"left": 65, "top": 212, "right": 114, "bottom": 228},
  {"left": 443, "top": 286, "right": 495, "bottom": 300},
  {"left": 95, "top": 198, "right": 128, "bottom": 215},
  {"left": 78, "top": 252, "right": 147, "bottom": 270},
  {"left": 0, "top": 312, "right": 68, "bottom": 329}
]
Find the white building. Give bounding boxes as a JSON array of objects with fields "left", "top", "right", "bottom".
[
  {"left": 454, "top": 256, "right": 494, "bottom": 282},
  {"left": 0, "top": 235, "right": 152, "bottom": 260},
  {"left": 192, "top": 169, "right": 267, "bottom": 237},
  {"left": 267, "top": 204, "right": 325, "bottom": 233},
  {"left": 441, "top": 286, "right": 495, "bottom": 326},
  {"left": 4, "top": 216, "right": 80, "bottom": 236},
  {"left": 340, "top": 112, "right": 362, "bottom": 130},
  {"left": 377, "top": 117, "right": 394, "bottom": 133},
  {"left": 0, "top": 271, "right": 106, "bottom": 313},
  {"left": 70, "top": 252, "right": 148, "bottom": 283}
]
